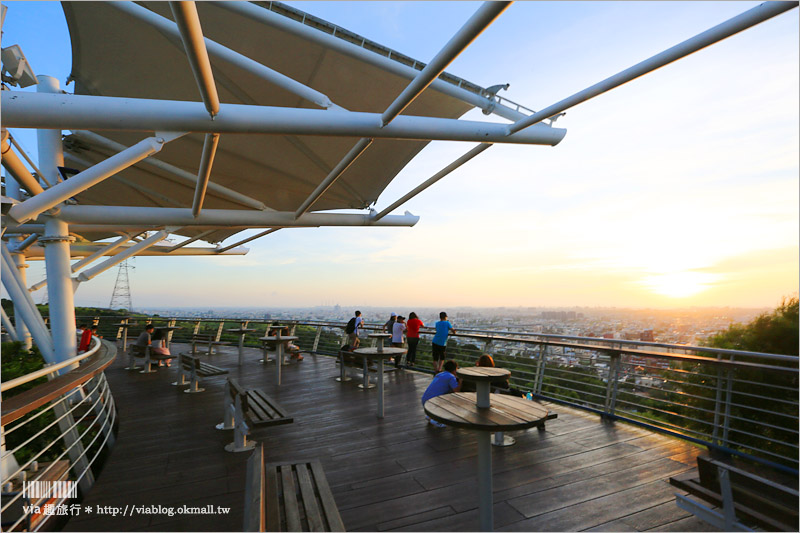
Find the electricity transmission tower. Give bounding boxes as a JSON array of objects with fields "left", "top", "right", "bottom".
[{"left": 109, "top": 260, "right": 134, "bottom": 312}]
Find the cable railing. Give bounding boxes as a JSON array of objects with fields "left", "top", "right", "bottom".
[
  {"left": 70, "top": 313, "right": 797, "bottom": 474},
  {"left": 1, "top": 339, "right": 117, "bottom": 531}
]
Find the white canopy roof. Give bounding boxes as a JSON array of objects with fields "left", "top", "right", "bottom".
[{"left": 61, "top": 1, "right": 484, "bottom": 243}]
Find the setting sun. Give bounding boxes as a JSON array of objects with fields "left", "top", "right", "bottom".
[{"left": 640, "top": 271, "right": 721, "bottom": 299}]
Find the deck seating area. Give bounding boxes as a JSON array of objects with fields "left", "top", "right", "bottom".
[{"left": 63, "top": 343, "right": 717, "bottom": 532}]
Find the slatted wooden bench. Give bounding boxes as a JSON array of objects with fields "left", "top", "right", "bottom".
[
  {"left": 172, "top": 353, "right": 228, "bottom": 393},
  {"left": 185, "top": 333, "right": 230, "bottom": 356},
  {"left": 244, "top": 445, "right": 344, "bottom": 532},
  {"left": 669, "top": 454, "right": 799, "bottom": 531},
  {"left": 216, "top": 378, "right": 293, "bottom": 452},
  {"left": 127, "top": 344, "right": 175, "bottom": 374}
]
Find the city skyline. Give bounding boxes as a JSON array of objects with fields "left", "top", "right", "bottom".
[{"left": 2, "top": 1, "right": 798, "bottom": 310}]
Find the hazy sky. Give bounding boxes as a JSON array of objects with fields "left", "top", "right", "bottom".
[{"left": 2, "top": 1, "right": 798, "bottom": 310}]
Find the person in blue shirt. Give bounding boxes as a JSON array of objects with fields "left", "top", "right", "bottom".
[
  {"left": 421, "top": 359, "right": 461, "bottom": 428},
  {"left": 431, "top": 311, "right": 455, "bottom": 373}
]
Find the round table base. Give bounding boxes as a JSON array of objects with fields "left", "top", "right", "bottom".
[
  {"left": 358, "top": 383, "right": 376, "bottom": 390},
  {"left": 335, "top": 376, "right": 353, "bottom": 382}
]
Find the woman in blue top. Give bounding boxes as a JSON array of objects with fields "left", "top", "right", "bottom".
[{"left": 431, "top": 311, "right": 455, "bottom": 373}]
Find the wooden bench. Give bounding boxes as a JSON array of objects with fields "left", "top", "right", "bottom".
[
  {"left": 244, "top": 445, "right": 344, "bottom": 532},
  {"left": 669, "top": 454, "right": 799, "bottom": 531},
  {"left": 185, "top": 333, "right": 230, "bottom": 356},
  {"left": 216, "top": 378, "right": 293, "bottom": 452},
  {"left": 127, "top": 344, "right": 175, "bottom": 374},
  {"left": 171, "top": 353, "right": 228, "bottom": 393}
]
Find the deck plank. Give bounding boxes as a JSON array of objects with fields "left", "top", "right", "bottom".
[{"left": 62, "top": 344, "right": 715, "bottom": 531}]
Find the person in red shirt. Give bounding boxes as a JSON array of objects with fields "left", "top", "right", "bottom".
[
  {"left": 405, "top": 312, "right": 424, "bottom": 368},
  {"left": 78, "top": 325, "right": 97, "bottom": 353}
]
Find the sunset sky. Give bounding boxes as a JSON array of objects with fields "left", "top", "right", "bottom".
[{"left": 3, "top": 1, "right": 798, "bottom": 310}]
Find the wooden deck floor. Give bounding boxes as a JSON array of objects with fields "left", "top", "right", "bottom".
[{"left": 64, "top": 344, "right": 717, "bottom": 532}]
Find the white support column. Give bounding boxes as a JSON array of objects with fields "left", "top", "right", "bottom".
[
  {"left": 35, "top": 76, "right": 64, "bottom": 189},
  {"left": 76, "top": 231, "right": 168, "bottom": 282},
  {"left": 169, "top": 1, "right": 220, "bottom": 117},
  {"left": 8, "top": 240, "right": 32, "bottom": 349},
  {"left": 42, "top": 218, "right": 78, "bottom": 368},
  {"left": 9, "top": 136, "right": 168, "bottom": 224},
  {"left": 191, "top": 133, "right": 220, "bottom": 217}
]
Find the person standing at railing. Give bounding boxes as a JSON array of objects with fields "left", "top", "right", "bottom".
[
  {"left": 405, "top": 312, "right": 424, "bottom": 368},
  {"left": 383, "top": 312, "right": 397, "bottom": 336},
  {"left": 392, "top": 316, "right": 406, "bottom": 368},
  {"left": 431, "top": 311, "right": 455, "bottom": 374}
]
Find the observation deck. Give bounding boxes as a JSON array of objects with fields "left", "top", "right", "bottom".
[{"left": 60, "top": 338, "right": 710, "bottom": 532}]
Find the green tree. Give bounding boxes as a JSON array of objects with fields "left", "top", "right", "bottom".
[{"left": 705, "top": 296, "right": 798, "bottom": 356}]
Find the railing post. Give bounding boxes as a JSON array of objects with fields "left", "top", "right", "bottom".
[
  {"left": 604, "top": 350, "right": 621, "bottom": 417},
  {"left": 712, "top": 360, "right": 724, "bottom": 444},
  {"left": 215, "top": 321, "right": 224, "bottom": 342},
  {"left": 535, "top": 344, "right": 547, "bottom": 395},
  {"left": 312, "top": 326, "right": 322, "bottom": 352},
  {"left": 167, "top": 318, "right": 177, "bottom": 346},
  {"left": 192, "top": 320, "right": 201, "bottom": 335},
  {"left": 483, "top": 338, "right": 492, "bottom": 353},
  {"left": 722, "top": 365, "right": 735, "bottom": 447}
]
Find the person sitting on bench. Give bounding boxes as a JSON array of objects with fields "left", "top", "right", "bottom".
[
  {"left": 461, "top": 354, "right": 525, "bottom": 397},
  {"left": 151, "top": 328, "right": 172, "bottom": 367}
]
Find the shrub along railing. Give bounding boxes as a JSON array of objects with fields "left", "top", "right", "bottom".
[{"left": 74, "top": 314, "right": 799, "bottom": 474}]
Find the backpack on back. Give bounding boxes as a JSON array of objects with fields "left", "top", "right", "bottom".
[{"left": 345, "top": 317, "right": 357, "bottom": 334}]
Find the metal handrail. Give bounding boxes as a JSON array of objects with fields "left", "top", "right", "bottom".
[{"left": 1, "top": 335, "right": 102, "bottom": 392}]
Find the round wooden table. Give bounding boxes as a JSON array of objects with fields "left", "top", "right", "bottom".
[
  {"left": 227, "top": 327, "right": 255, "bottom": 366},
  {"left": 424, "top": 392, "right": 551, "bottom": 532},
  {"left": 458, "top": 367, "right": 516, "bottom": 446},
  {"left": 259, "top": 335, "right": 299, "bottom": 385},
  {"left": 353, "top": 346, "right": 406, "bottom": 418}
]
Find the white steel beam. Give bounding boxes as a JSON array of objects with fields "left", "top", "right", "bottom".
[
  {"left": 1, "top": 307, "right": 19, "bottom": 342},
  {"left": 70, "top": 130, "right": 268, "bottom": 211},
  {"left": 1, "top": 243, "right": 55, "bottom": 359},
  {"left": 508, "top": 0, "right": 799, "bottom": 135},
  {"left": 381, "top": 1, "right": 510, "bottom": 126},
  {"left": 36, "top": 76, "right": 65, "bottom": 189},
  {"left": 3, "top": 92, "right": 566, "bottom": 145},
  {"left": 42, "top": 218, "right": 77, "bottom": 363},
  {"left": 8, "top": 136, "right": 170, "bottom": 224},
  {"left": 76, "top": 231, "right": 167, "bottom": 282},
  {"left": 7, "top": 131, "right": 47, "bottom": 185},
  {"left": 212, "top": 1, "right": 528, "bottom": 122},
  {"left": 375, "top": 143, "right": 493, "bottom": 220},
  {"left": 56, "top": 204, "right": 419, "bottom": 227},
  {"left": 110, "top": 1, "right": 337, "bottom": 110},
  {"left": 1, "top": 129, "right": 45, "bottom": 195},
  {"left": 293, "top": 1, "right": 509, "bottom": 219},
  {"left": 23, "top": 242, "right": 248, "bottom": 259},
  {"left": 192, "top": 133, "right": 220, "bottom": 217},
  {"left": 294, "top": 138, "right": 372, "bottom": 219},
  {"left": 70, "top": 232, "right": 143, "bottom": 272},
  {"left": 165, "top": 229, "right": 216, "bottom": 252},
  {"left": 169, "top": 1, "right": 220, "bottom": 117},
  {"left": 8, "top": 232, "right": 39, "bottom": 252},
  {"left": 216, "top": 228, "right": 279, "bottom": 253}
]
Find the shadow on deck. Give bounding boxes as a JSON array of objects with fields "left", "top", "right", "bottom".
[{"left": 64, "top": 344, "right": 717, "bottom": 532}]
